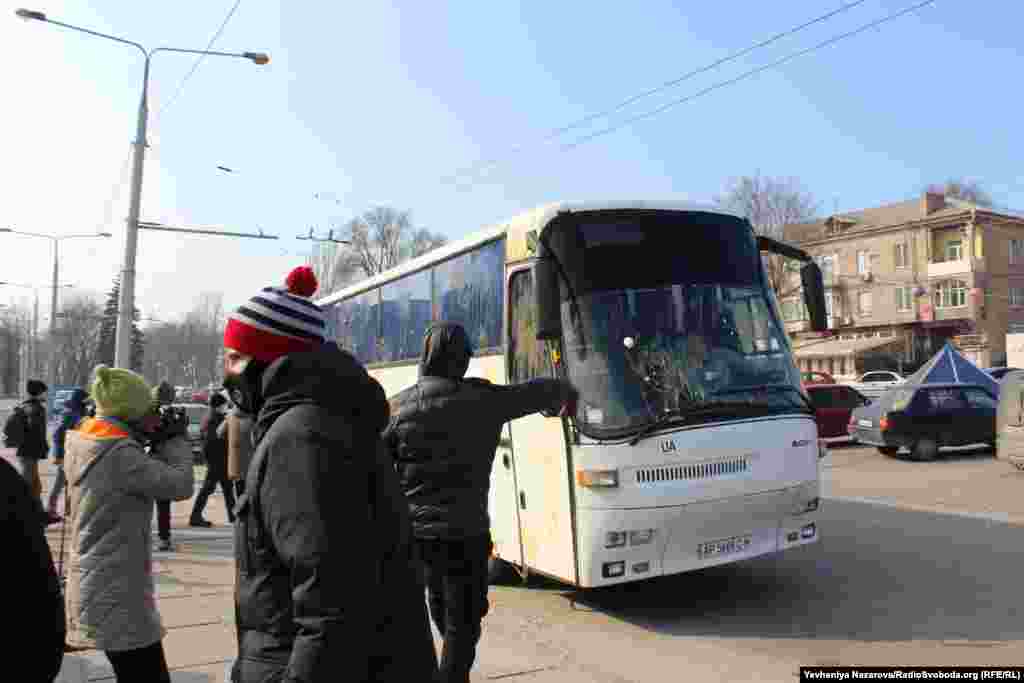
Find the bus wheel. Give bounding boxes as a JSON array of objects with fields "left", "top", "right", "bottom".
[
  {"left": 911, "top": 439, "right": 938, "bottom": 462},
  {"left": 877, "top": 446, "right": 899, "bottom": 457},
  {"left": 487, "top": 556, "right": 515, "bottom": 585}
]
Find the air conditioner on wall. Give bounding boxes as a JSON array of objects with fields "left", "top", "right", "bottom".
[
  {"left": 843, "top": 316, "right": 853, "bottom": 326},
  {"left": 861, "top": 271, "right": 873, "bottom": 282}
]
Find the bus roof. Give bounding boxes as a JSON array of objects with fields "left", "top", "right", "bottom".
[{"left": 317, "top": 199, "right": 742, "bottom": 306}]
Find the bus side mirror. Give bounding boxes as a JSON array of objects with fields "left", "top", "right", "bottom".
[
  {"left": 535, "top": 256, "right": 562, "bottom": 340},
  {"left": 800, "top": 261, "right": 827, "bottom": 332}
]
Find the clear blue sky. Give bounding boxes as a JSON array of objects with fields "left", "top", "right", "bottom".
[{"left": 2, "top": 0, "right": 1022, "bottom": 323}]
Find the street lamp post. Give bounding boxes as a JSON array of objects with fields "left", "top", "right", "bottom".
[
  {"left": 0, "top": 282, "right": 73, "bottom": 382},
  {"left": 16, "top": 9, "right": 270, "bottom": 370},
  {"left": 5, "top": 231, "right": 111, "bottom": 383}
]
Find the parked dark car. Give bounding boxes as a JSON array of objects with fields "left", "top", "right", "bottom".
[
  {"left": 847, "top": 383, "right": 998, "bottom": 461},
  {"left": 806, "top": 384, "right": 871, "bottom": 440}
]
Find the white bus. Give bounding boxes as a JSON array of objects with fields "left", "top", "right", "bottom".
[{"left": 317, "top": 201, "right": 829, "bottom": 588}]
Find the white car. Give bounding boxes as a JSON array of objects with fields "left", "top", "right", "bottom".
[{"left": 848, "top": 371, "right": 905, "bottom": 400}]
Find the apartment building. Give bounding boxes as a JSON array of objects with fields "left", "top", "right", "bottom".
[{"left": 780, "top": 192, "right": 1024, "bottom": 379}]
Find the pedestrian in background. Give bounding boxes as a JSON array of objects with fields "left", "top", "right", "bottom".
[
  {"left": 189, "top": 392, "right": 235, "bottom": 526},
  {"left": 63, "top": 365, "right": 194, "bottom": 682},
  {"left": 9, "top": 379, "right": 50, "bottom": 504},
  {"left": 384, "top": 322, "right": 578, "bottom": 683},
  {"left": 46, "top": 387, "right": 88, "bottom": 525},
  {"left": 152, "top": 381, "right": 176, "bottom": 552},
  {"left": 223, "top": 266, "right": 437, "bottom": 682},
  {"left": 2, "top": 457, "right": 65, "bottom": 682}
]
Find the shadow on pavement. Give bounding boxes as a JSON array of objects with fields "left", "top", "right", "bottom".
[{"left": 558, "top": 498, "right": 1023, "bottom": 641}]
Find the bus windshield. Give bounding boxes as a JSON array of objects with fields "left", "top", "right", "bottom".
[{"left": 549, "top": 211, "right": 804, "bottom": 439}]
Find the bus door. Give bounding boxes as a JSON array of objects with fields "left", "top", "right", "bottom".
[
  {"left": 505, "top": 266, "right": 578, "bottom": 585},
  {"left": 489, "top": 423, "right": 525, "bottom": 571}
]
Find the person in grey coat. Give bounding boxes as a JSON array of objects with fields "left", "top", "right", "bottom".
[{"left": 63, "top": 366, "right": 195, "bottom": 682}]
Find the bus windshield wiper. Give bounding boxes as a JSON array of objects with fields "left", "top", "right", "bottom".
[
  {"left": 709, "top": 383, "right": 815, "bottom": 414},
  {"left": 627, "top": 401, "right": 774, "bottom": 447},
  {"left": 628, "top": 409, "right": 689, "bottom": 446}
]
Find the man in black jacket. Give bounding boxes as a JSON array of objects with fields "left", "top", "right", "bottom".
[
  {"left": 222, "top": 266, "right": 437, "bottom": 683},
  {"left": 13, "top": 379, "right": 50, "bottom": 504},
  {"left": 189, "top": 392, "right": 235, "bottom": 527},
  {"left": 1, "top": 457, "right": 65, "bottom": 681},
  {"left": 384, "top": 322, "right": 578, "bottom": 683}
]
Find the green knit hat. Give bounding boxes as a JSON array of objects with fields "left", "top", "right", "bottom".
[{"left": 91, "top": 365, "right": 153, "bottom": 422}]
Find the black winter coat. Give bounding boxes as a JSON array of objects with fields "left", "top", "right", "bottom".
[
  {"left": 233, "top": 346, "right": 436, "bottom": 683},
  {"left": 16, "top": 397, "right": 49, "bottom": 460},
  {"left": 1, "top": 458, "right": 65, "bottom": 680},
  {"left": 384, "top": 322, "right": 575, "bottom": 541},
  {"left": 201, "top": 408, "right": 228, "bottom": 478}
]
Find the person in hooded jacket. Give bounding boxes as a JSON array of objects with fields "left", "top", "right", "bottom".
[
  {"left": 222, "top": 266, "right": 437, "bottom": 683},
  {"left": 384, "top": 322, "right": 578, "bottom": 683},
  {"left": 63, "top": 365, "right": 195, "bottom": 682},
  {"left": 46, "top": 387, "right": 89, "bottom": 525}
]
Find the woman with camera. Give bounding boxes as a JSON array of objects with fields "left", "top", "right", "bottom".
[{"left": 62, "top": 366, "right": 195, "bottom": 682}]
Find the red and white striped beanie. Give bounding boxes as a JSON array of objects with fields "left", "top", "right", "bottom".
[{"left": 223, "top": 266, "right": 326, "bottom": 363}]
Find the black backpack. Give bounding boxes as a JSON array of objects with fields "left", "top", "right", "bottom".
[{"left": 3, "top": 405, "right": 28, "bottom": 448}]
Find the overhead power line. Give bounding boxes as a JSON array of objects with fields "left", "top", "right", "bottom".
[
  {"left": 443, "top": 0, "right": 870, "bottom": 188},
  {"left": 557, "top": 0, "right": 936, "bottom": 154},
  {"left": 155, "top": 0, "right": 243, "bottom": 119}
]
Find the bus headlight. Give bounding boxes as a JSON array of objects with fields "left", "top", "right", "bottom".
[
  {"left": 793, "top": 497, "right": 820, "bottom": 515},
  {"left": 577, "top": 469, "right": 619, "bottom": 488},
  {"left": 629, "top": 529, "right": 655, "bottom": 545},
  {"left": 605, "top": 531, "right": 627, "bottom": 548}
]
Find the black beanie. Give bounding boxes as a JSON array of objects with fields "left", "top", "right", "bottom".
[{"left": 26, "top": 380, "right": 47, "bottom": 397}]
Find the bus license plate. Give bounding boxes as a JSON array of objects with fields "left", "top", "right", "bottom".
[
  {"left": 697, "top": 534, "right": 752, "bottom": 560},
  {"left": 858, "top": 419, "right": 872, "bottom": 427}
]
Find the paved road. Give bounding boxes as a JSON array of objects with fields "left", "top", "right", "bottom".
[
  {"left": 23, "top": 444, "right": 1024, "bottom": 681},
  {"left": 471, "top": 494, "right": 1024, "bottom": 681}
]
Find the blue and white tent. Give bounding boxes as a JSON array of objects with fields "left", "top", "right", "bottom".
[{"left": 904, "top": 341, "right": 1000, "bottom": 394}]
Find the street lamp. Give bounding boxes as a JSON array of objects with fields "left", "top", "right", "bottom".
[
  {"left": 4, "top": 230, "right": 110, "bottom": 384},
  {"left": 0, "top": 281, "right": 74, "bottom": 382},
  {"left": 16, "top": 8, "right": 270, "bottom": 370}
]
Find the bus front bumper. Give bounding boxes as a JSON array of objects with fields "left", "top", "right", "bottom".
[{"left": 575, "top": 485, "right": 820, "bottom": 588}]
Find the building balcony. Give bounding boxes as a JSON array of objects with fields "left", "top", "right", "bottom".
[{"left": 927, "top": 258, "right": 969, "bottom": 279}]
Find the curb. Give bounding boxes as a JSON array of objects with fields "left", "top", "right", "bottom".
[{"left": 823, "top": 495, "right": 1023, "bottom": 525}]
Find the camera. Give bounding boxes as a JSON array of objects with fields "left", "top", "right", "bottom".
[{"left": 144, "top": 404, "right": 189, "bottom": 449}]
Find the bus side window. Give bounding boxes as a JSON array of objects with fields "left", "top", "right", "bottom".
[{"left": 509, "top": 269, "right": 549, "bottom": 383}]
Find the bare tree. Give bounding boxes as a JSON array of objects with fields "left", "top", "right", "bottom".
[
  {"left": 51, "top": 296, "right": 105, "bottom": 387},
  {"left": 923, "top": 178, "right": 993, "bottom": 207},
  {"left": 139, "top": 292, "right": 225, "bottom": 390},
  {"left": 0, "top": 304, "right": 29, "bottom": 396},
  {"left": 308, "top": 207, "right": 448, "bottom": 297},
  {"left": 716, "top": 174, "right": 819, "bottom": 296},
  {"left": 308, "top": 240, "right": 347, "bottom": 297}
]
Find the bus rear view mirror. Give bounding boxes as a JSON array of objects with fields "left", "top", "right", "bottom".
[
  {"left": 800, "top": 261, "right": 827, "bottom": 332},
  {"left": 535, "top": 256, "right": 562, "bottom": 340}
]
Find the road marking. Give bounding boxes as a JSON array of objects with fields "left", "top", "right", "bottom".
[{"left": 824, "top": 495, "right": 1021, "bottom": 525}]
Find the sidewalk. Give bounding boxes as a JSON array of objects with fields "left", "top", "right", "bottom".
[
  {"left": 9, "top": 452, "right": 580, "bottom": 682},
  {"left": 822, "top": 444, "right": 1024, "bottom": 524}
]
